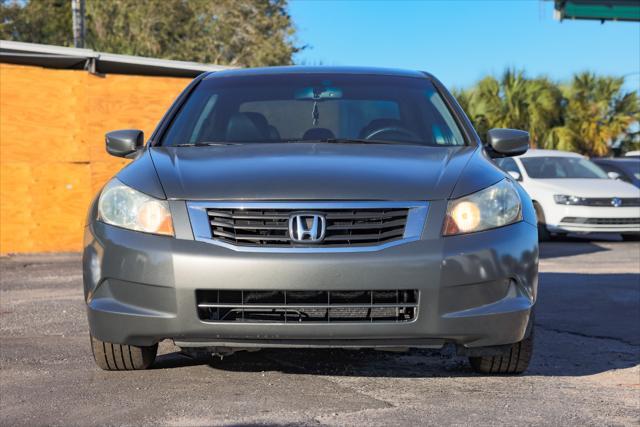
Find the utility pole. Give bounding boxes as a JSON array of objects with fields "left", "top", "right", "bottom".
[{"left": 71, "top": 0, "right": 86, "bottom": 48}]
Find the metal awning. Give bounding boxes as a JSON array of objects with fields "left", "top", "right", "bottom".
[
  {"left": 554, "top": 0, "right": 640, "bottom": 22},
  {"left": 0, "top": 40, "right": 234, "bottom": 77}
]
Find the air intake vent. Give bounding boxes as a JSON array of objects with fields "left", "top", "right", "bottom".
[
  {"left": 561, "top": 217, "right": 640, "bottom": 225},
  {"left": 581, "top": 198, "right": 640, "bottom": 207},
  {"left": 196, "top": 290, "right": 418, "bottom": 323}
]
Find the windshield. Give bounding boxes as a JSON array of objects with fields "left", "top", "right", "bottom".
[
  {"left": 520, "top": 157, "right": 608, "bottom": 179},
  {"left": 615, "top": 161, "right": 640, "bottom": 181},
  {"left": 160, "top": 73, "right": 466, "bottom": 146}
]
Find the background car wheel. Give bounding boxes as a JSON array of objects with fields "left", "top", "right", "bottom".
[
  {"left": 533, "top": 202, "right": 551, "bottom": 242},
  {"left": 90, "top": 335, "right": 157, "bottom": 370},
  {"left": 468, "top": 330, "right": 534, "bottom": 375},
  {"left": 621, "top": 233, "right": 640, "bottom": 241}
]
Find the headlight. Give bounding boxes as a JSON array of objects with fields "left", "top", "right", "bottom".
[
  {"left": 443, "top": 179, "right": 522, "bottom": 236},
  {"left": 97, "top": 178, "right": 173, "bottom": 236},
  {"left": 554, "top": 195, "right": 586, "bottom": 205}
]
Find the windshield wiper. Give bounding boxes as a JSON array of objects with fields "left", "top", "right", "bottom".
[
  {"left": 174, "top": 142, "right": 242, "bottom": 147},
  {"left": 175, "top": 139, "right": 425, "bottom": 147},
  {"left": 287, "top": 138, "right": 424, "bottom": 146}
]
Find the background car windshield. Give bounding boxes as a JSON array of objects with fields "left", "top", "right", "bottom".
[
  {"left": 521, "top": 157, "right": 608, "bottom": 179},
  {"left": 617, "top": 162, "right": 640, "bottom": 180},
  {"left": 161, "top": 74, "right": 466, "bottom": 146}
]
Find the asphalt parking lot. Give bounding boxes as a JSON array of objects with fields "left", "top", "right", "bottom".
[{"left": 1, "top": 236, "right": 639, "bottom": 426}]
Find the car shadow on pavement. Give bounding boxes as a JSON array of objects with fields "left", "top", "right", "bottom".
[
  {"left": 152, "top": 271, "right": 639, "bottom": 378},
  {"left": 528, "top": 272, "right": 640, "bottom": 377},
  {"left": 539, "top": 239, "right": 611, "bottom": 259},
  {"left": 152, "top": 347, "right": 478, "bottom": 377}
]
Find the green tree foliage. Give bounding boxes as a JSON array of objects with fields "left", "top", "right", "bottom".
[
  {"left": 1, "top": 0, "right": 302, "bottom": 67},
  {"left": 1, "top": 0, "right": 72, "bottom": 46},
  {"left": 455, "top": 69, "right": 638, "bottom": 156},
  {"left": 547, "top": 73, "right": 639, "bottom": 157},
  {"left": 456, "top": 69, "right": 563, "bottom": 147}
]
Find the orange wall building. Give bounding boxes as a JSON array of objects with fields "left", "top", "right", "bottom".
[{"left": 0, "top": 41, "right": 227, "bottom": 254}]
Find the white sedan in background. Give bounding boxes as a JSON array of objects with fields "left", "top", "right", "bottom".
[{"left": 494, "top": 149, "right": 640, "bottom": 241}]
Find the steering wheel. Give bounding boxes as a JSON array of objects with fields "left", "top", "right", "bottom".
[{"left": 364, "top": 126, "right": 421, "bottom": 142}]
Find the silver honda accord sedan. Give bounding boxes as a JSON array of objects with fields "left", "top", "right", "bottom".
[{"left": 83, "top": 67, "right": 538, "bottom": 374}]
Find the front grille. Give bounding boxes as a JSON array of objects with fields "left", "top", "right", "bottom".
[
  {"left": 207, "top": 208, "right": 408, "bottom": 247},
  {"left": 561, "top": 217, "right": 640, "bottom": 225},
  {"left": 582, "top": 198, "right": 640, "bottom": 207},
  {"left": 196, "top": 289, "right": 418, "bottom": 323}
]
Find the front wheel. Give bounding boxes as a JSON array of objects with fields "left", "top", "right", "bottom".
[
  {"left": 90, "top": 335, "right": 157, "bottom": 370},
  {"left": 468, "top": 329, "right": 534, "bottom": 375}
]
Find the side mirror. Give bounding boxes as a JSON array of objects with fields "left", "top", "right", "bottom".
[
  {"left": 508, "top": 171, "right": 522, "bottom": 181},
  {"left": 105, "top": 129, "right": 144, "bottom": 158},
  {"left": 607, "top": 171, "right": 621, "bottom": 180},
  {"left": 486, "top": 128, "right": 529, "bottom": 158}
]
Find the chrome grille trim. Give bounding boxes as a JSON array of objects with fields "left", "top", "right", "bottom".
[{"left": 187, "top": 201, "right": 428, "bottom": 253}]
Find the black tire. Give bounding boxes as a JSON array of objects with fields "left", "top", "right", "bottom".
[
  {"left": 621, "top": 234, "right": 640, "bottom": 242},
  {"left": 468, "top": 329, "right": 534, "bottom": 375},
  {"left": 533, "top": 202, "right": 551, "bottom": 242},
  {"left": 90, "top": 335, "right": 157, "bottom": 371}
]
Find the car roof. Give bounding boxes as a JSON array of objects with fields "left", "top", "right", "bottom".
[
  {"left": 517, "top": 149, "right": 584, "bottom": 159},
  {"left": 203, "top": 66, "right": 428, "bottom": 80}
]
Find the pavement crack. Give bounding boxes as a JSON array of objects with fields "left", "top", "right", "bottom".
[
  {"left": 537, "top": 324, "right": 639, "bottom": 347},
  {"left": 262, "top": 353, "right": 397, "bottom": 409},
  {"left": 313, "top": 406, "right": 399, "bottom": 424}
]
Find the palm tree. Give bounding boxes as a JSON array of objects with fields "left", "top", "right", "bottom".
[
  {"left": 547, "top": 72, "right": 639, "bottom": 157},
  {"left": 464, "top": 69, "right": 562, "bottom": 146},
  {"left": 450, "top": 87, "right": 472, "bottom": 116},
  {"left": 525, "top": 77, "right": 563, "bottom": 148},
  {"left": 475, "top": 70, "right": 530, "bottom": 131}
]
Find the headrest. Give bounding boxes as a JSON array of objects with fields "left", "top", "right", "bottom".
[
  {"left": 243, "top": 112, "right": 270, "bottom": 135},
  {"left": 226, "top": 113, "right": 267, "bottom": 141}
]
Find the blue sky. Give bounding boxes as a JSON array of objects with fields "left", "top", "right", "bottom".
[{"left": 289, "top": 0, "right": 640, "bottom": 91}]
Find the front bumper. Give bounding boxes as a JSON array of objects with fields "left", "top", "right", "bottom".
[
  {"left": 83, "top": 210, "right": 538, "bottom": 350},
  {"left": 545, "top": 205, "right": 640, "bottom": 234}
]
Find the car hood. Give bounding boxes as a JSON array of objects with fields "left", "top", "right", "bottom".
[
  {"left": 149, "top": 143, "right": 477, "bottom": 201},
  {"left": 529, "top": 178, "right": 640, "bottom": 198}
]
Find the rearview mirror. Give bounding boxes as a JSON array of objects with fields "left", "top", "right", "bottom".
[
  {"left": 105, "top": 129, "right": 144, "bottom": 158},
  {"left": 486, "top": 128, "right": 529, "bottom": 158},
  {"left": 294, "top": 86, "right": 343, "bottom": 100},
  {"left": 607, "top": 171, "right": 621, "bottom": 180}
]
